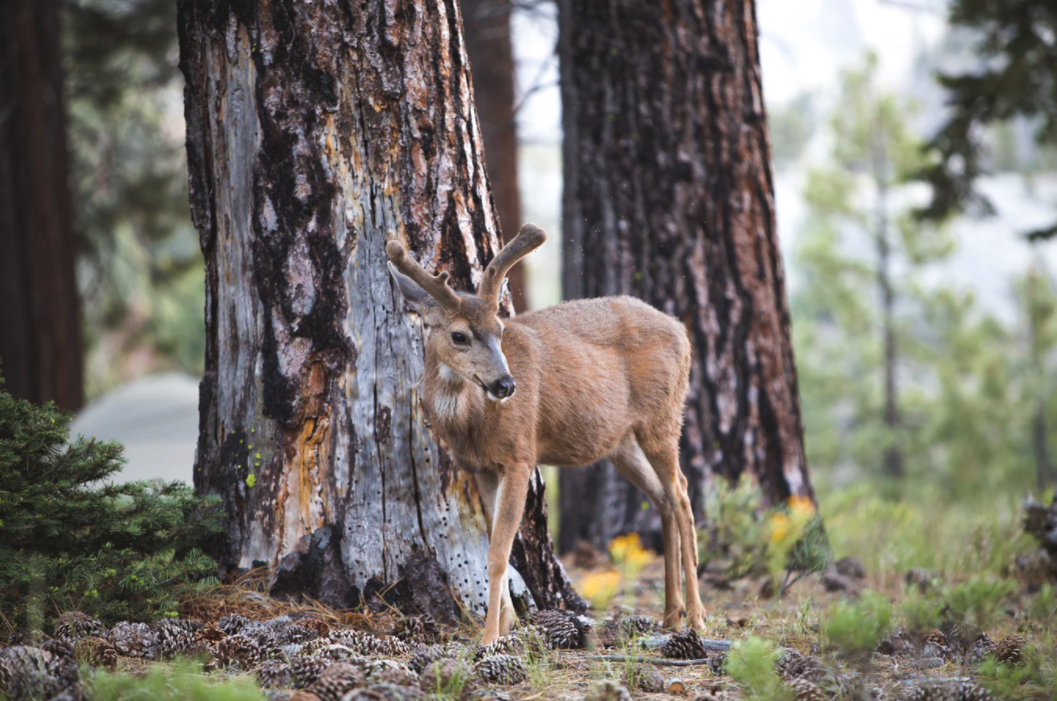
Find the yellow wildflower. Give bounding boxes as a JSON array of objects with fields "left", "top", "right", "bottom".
[
  {"left": 788, "top": 494, "right": 816, "bottom": 520},
  {"left": 769, "top": 512, "right": 792, "bottom": 544},
  {"left": 579, "top": 570, "right": 621, "bottom": 611},
  {"left": 608, "top": 533, "right": 653, "bottom": 569}
]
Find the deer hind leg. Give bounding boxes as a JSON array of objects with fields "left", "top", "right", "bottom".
[
  {"left": 637, "top": 433, "right": 706, "bottom": 632},
  {"left": 607, "top": 434, "right": 685, "bottom": 629},
  {"left": 475, "top": 467, "right": 529, "bottom": 645}
]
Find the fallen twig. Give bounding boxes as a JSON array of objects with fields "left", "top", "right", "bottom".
[{"left": 579, "top": 655, "right": 712, "bottom": 667}]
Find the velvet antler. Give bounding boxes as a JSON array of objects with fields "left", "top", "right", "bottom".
[
  {"left": 478, "top": 223, "right": 547, "bottom": 310},
  {"left": 385, "top": 240, "right": 463, "bottom": 314}
]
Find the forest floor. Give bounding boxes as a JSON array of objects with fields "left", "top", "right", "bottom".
[{"left": 13, "top": 542, "right": 1052, "bottom": 701}]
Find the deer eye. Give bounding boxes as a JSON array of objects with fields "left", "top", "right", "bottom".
[{"left": 451, "top": 331, "right": 468, "bottom": 345}]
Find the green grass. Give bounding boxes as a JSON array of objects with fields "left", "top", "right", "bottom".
[{"left": 88, "top": 661, "right": 264, "bottom": 701}]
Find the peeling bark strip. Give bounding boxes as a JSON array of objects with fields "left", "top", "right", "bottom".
[
  {"left": 179, "top": 0, "right": 577, "bottom": 615},
  {"left": 558, "top": 0, "right": 815, "bottom": 551}
]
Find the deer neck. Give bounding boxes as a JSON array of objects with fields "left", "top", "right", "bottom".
[{"left": 423, "top": 354, "right": 485, "bottom": 439}]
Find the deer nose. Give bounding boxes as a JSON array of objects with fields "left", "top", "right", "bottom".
[{"left": 491, "top": 376, "right": 516, "bottom": 399}]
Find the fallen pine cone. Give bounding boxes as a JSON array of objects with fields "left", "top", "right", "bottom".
[
  {"left": 291, "top": 655, "right": 330, "bottom": 689},
  {"left": 625, "top": 662, "right": 665, "bottom": 693},
  {"left": 474, "top": 654, "right": 527, "bottom": 685},
  {"left": 54, "top": 612, "right": 104, "bottom": 641},
  {"left": 74, "top": 636, "right": 117, "bottom": 671},
  {"left": 788, "top": 678, "right": 828, "bottom": 701},
  {"left": 994, "top": 635, "right": 1028, "bottom": 666},
  {"left": 195, "top": 624, "right": 226, "bottom": 644},
  {"left": 217, "top": 613, "right": 251, "bottom": 636},
  {"left": 214, "top": 634, "right": 261, "bottom": 670},
  {"left": 662, "top": 628, "right": 707, "bottom": 660},
  {"left": 109, "top": 622, "right": 155, "bottom": 659},
  {"left": 257, "top": 660, "right": 293, "bottom": 688},
  {"left": 307, "top": 663, "right": 367, "bottom": 701},
  {"left": 419, "top": 658, "right": 472, "bottom": 693},
  {"left": 530, "top": 610, "right": 588, "bottom": 649}
]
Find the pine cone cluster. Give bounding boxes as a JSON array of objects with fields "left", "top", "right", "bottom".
[
  {"left": 474, "top": 654, "right": 527, "bottom": 685},
  {"left": 41, "top": 636, "right": 75, "bottom": 660},
  {"left": 994, "top": 635, "right": 1028, "bottom": 665},
  {"left": 73, "top": 637, "right": 117, "bottom": 671},
  {"left": 214, "top": 634, "right": 261, "bottom": 670},
  {"left": 904, "top": 679, "right": 991, "bottom": 701},
  {"left": 54, "top": 612, "right": 104, "bottom": 641},
  {"left": 776, "top": 650, "right": 829, "bottom": 684},
  {"left": 661, "top": 627, "right": 707, "bottom": 660},
  {"left": 108, "top": 622, "right": 156, "bottom": 658}
]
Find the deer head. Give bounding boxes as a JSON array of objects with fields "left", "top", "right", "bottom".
[{"left": 387, "top": 223, "right": 546, "bottom": 401}]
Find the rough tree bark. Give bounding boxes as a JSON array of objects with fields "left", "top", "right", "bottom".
[
  {"left": 558, "top": 0, "right": 815, "bottom": 552},
  {"left": 0, "top": 0, "right": 83, "bottom": 411},
  {"left": 461, "top": 0, "right": 527, "bottom": 311},
  {"left": 179, "top": 0, "right": 581, "bottom": 619}
]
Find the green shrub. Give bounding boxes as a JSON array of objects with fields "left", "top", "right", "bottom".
[
  {"left": 940, "top": 575, "right": 1016, "bottom": 641},
  {"left": 821, "top": 590, "right": 892, "bottom": 659},
  {"left": 0, "top": 372, "right": 222, "bottom": 630},
  {"left": 726, "top": 636, "right": 790, "bottom": 701},
  {"left": 89, "top": 661, "right": 264, "bottom": 701},
  {"left": 898, "top": 589, "right": 943, "bottom": 634}
]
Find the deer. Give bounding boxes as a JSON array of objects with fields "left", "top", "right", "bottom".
[{"left": 386, "top": 223, "right": 705, "bottom": 644}]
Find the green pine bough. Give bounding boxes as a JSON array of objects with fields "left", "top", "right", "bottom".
[{"left": 0, "top": 370, "right": 223, "bottom": 631}]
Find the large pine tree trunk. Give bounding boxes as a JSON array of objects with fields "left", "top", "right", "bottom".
[
  {"left": 179, "top": 0, "right": 580, "bottom": 619},
  {"left": 0, "top": 0, "right": 83, "bottom": 411},
  {"left": 461, "top": 0, "right": 526, "bottom": 311},
  {"left": 558, "top": 0, "right": 814, "bottom": 553}
]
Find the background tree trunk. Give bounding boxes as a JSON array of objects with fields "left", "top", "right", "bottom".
[
  {"left": 0, "top": 0, "right": 83, "bottom": 411},
  {"left": 461, "top": 0, "right": 527, "bottom": 311},
  {"left": 558, "top": 0, "right": 814, "bottom": 553},
  {"left": 179, "top": 0, "right": 580, "bottom": 619}
]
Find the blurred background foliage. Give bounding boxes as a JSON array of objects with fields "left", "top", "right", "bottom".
[
  {"left": 58, "top": 0, "right": 1057, "bottom": 570},
  {"left": 64, "top": 0, "right": 202, "bottom": 400}
]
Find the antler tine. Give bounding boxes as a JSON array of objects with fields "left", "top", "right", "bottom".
[
  {"left": 479, "top": 223, "right": 547, "bottom": 308},
  {"left": 386, "top": 240, "right": 463, "bottom": 313}
]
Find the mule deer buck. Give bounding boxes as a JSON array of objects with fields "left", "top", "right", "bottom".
[{"left": 386, "top": 223, "right": 705, "bottom": 644}]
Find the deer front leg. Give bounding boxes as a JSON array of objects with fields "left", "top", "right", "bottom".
[{"left": 477, "top": 466, "right": 529, "bottom": 645}]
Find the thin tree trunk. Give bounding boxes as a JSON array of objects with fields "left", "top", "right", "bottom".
[
  {"left": 874, "top": 128, "right": 903, "bottom": 479},
  {"left": 558, "top": 0, "right": 815, "bottom": 551},
  {"left": 179, "top": 0, "right": 580, "bottom": 618},
  {"left": 0, "top": 0, "right": 83, "bottom": 411},
  {"left": 461, "top": 0, "right": 526, "bottom": 311}
]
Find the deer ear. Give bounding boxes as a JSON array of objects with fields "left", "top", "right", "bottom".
[{"left": 389, "top": 262, "right": 444, "bottom": 323}]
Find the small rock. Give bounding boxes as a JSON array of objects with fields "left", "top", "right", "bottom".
[
  {"left": 835, "top": 556, "right": 866, "bottom": 580},
  {"left": 821, "top": 569, "right": 860, "bottom": 594},
  {"left": 905, "top": 568, "right": 935, "bottom": 593}
]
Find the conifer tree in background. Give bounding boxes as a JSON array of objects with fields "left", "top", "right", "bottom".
[
  {"left": 793, "top": 55, "right": 1040, "bottom": 499},
  {"left": 0, "top": 370, "right": 222, "bottom": 631},
  {"left": 1015, "top": 259, "right": 1057, "bottom": 491},
  {"left": 794, "top": 55, "right": 953, "bottom": 482},
  {"left": 919, "top": 0, "right": 1057, "bottom": 240}
]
